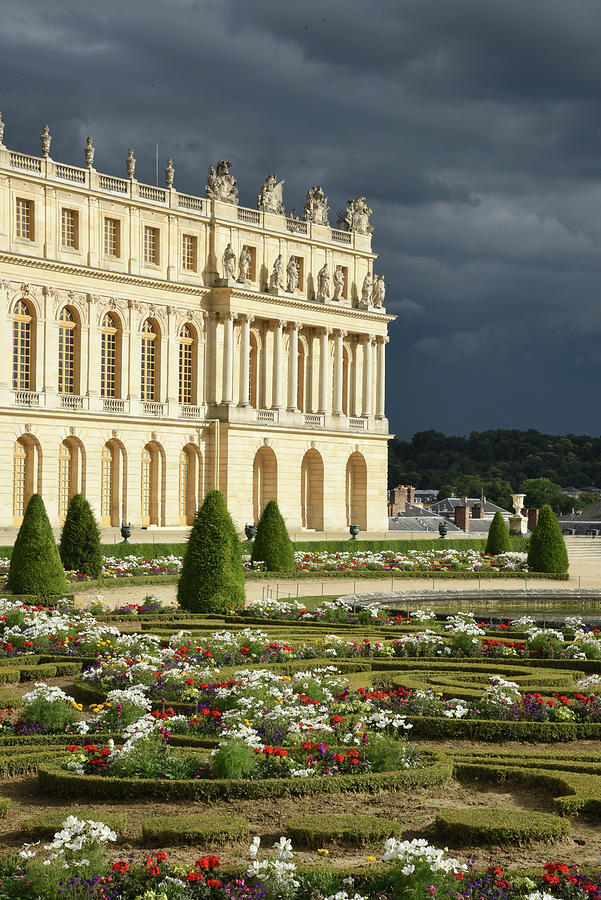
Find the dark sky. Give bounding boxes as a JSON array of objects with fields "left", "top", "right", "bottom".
[{"left": 2, "top": 0, "right": 601, "bottom": 440}]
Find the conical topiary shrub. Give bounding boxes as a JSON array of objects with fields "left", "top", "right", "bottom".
[
  {"left": 250, "top": 499, "right": 295, "bottom": 572},
  {"left": 7, "top": 494, "right": 67, "bottom": 597},
  {"left": 527, "top": 504, "right": 569, "bottom": 574},
  {"left": 59, "top": 494, "right": 103, "bottom": 579},
  {"left": 177, "top": 489, "right": 245, "bottom": 613},
  {"left": 485, "top": 511, "right": 512, "bottom": 555}
]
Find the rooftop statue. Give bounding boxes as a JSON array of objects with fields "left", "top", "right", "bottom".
[
  {"left": 361, "top": 271, "right": 373, "bottom": 305},
  {"left": 372, "top": 274, "right": 387, "bottom": 308},
  {"left": 336, "top": 196, "right": 374, "bottom": 235},
  {"left": 257, "top": 173, "right": 285, "bottom": 215},
  {"left": 304, "top": 186, "right": 329, "bottom": 225},
  {"left": 206, "top": 160, "right": 239, "bottom": 205}
]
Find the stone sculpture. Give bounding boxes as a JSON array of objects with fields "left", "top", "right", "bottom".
[
  {"left": 40, "top": 124, "right": 52, "bottom": 158},
  {"left": 222, "top": 243, "right": 236, "bottom": 281},
  {"left": 372, "top": 274, "right": 386, "bottom": 308},
  {"left": 286, "top": 256, "right": 299, "bottom": 293},
  {"left": 238, "top": 246, "right": 251, "bottom": 283},
  {"left": 304, "top": 186, "right": 329, "bottom": 225},
  {"left": 336, "top": 196, "right": 374, "bottom": 235},
  {"left": 332, "top": 266, "right": 345, "bottom": 301},
  {"left": 317, "top": 263, "right": 330, "bottom": 302},
  {"left": 206, "top": 161, "right": 239, "bottom": 205},
  {"left": 269, "top": 254, "right": 285, "bottom": 291},
  {"left": 126, "top": 148, "right": 136, "bottom": 179},
  {"left": 84, "top": 136, "right": 95, "bottom": 168},
  {"left": 165, "top": 158, "right": 175, "bottom": 188},
  {"left": 257, "top": 173, "right": 285, "bottom": 215},
  {"left": 361, "top": 271, "right": 373, "bottom": 305}
]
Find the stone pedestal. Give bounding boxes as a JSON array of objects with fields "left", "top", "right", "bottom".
[
  {"left": 508, "top": 514, "right": 528, "bottom": 536},
  {"left": 216, "top": 277, "right": 238, "bottom": 288}
]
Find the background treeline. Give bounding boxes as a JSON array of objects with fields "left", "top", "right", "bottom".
[{"left": 388, "top": 429, "right": 601, "bottom": 514}]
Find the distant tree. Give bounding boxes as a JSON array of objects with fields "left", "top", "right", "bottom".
[
  {"left": 177, "top": 490, "right": 244, "bottom": 614},
  {"left": 521, "top": 478, "right": 572, "bottom": 515},
  {"left": 485, "top": 512, "right": 512, "bottom": 555},
  {"left": 59, "top": 494, "right": 102, "bottom": 579},
  {"left": 8, "top": 494, "right": 66, "bottom": 597},
  {"left": 527, "top": 504, "right": 569, "bottom": 574},
  {"left": 251, "top": 500, "right": 295, "bottom": 572},
  {"left": 573, "top": 491, "right": 600, "bottom": 510},
  {"left": 482, "top": 478, "right": 514, "bottom": 512}
]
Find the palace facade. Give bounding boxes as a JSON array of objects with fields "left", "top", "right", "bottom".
[{"left": 0, "top": 119, "right": 393, "bottom": 533}]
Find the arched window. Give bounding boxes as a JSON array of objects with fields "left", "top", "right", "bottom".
[
  {"left": 179, "top": 324, "right": 195, "bottom": 405},
  {"left": 249, "top": 332, "right": 258, "bottom": 409},
  {"left": 13, "top": 299, "right": 33, "bottom": 391},
  {"left": 342, "top": 345, "right": 350, "bottom": 416},
  {"left": 141, "top": 446, "right": 152, "bottom": 524},
  {"left": 140, "top": 319, "right": 157, "bottom": 401},
  {"left": 179, "top": 450, "right": 189, "bottom": 523},
  {"left": 13, "top": 439, "right": 27, "bottom": 523},
  {"left": 141, "top": 442, "right": 161, "bottom": 526},
  {"left": 100, "top": 313, "right": 119, "bottom": 398},
  {"left": 101, "top": 444, "right": 114, "bottom": 526},
  {"left": 253, "top": 446, "right": 277, "bottom": 522},
  {"left": 58, "top": 440, "right": 73, "bottom": 518},
  {"left": 58, "top": 307, "right": 77, "bottom": 395},
  {"left": 300, "top": 449, "right": 324, "bottom": 530},
  {"left": 345, "top": 451, "right": 367, "bottom": 530}
]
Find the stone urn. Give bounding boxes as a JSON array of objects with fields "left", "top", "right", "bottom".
[
  {"left": 511, "top": 494, "right": 526, "bottom": 516},
  {"left": 349, "top": 524, "right": 360, "bottom": 540},
  {"left": 509, "top": 495, "right": 528, "bottom": 536},
  {"left": 438, "top": 521, "right": 448, "bottom": 539},
  {"left": 244, "top": 523, "right": 257, "bottom": 541},
  {"left": 120, "top": 522, "right": 132, "bottom": 543}
]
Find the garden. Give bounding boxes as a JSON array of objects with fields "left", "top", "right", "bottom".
[{"left": 0, "top": 492, "right": 589, "bottom": 899}]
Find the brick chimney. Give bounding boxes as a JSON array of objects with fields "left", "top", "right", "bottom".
[
  {"left": 472, "top": 503, "right": 484, "bottom": 520},
  {"left": 527, "top": 508, "right": 539, "bottom": 531},
  {"left": 455, "top": 503, "right": 470, "bottom": 531},
  {"left": 389, "top": 484, "right": 414, "bottom": 515}
]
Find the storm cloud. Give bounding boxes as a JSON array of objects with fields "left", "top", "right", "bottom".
[{"left": 2, "top": 0, "right": 601, "bottom": 437}]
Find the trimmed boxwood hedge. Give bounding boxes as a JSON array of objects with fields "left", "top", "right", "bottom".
[
  {"left": 286, "top": 814, "right": 403, "bottom": 848},
  {"left": 142, "top": 813, "right": 249, "bottom": 846},
  {"left": 435, "top": 807, "right": 570, "bottom": 846},
  {"left": 37, "top": 748, "right": 452, "bottom": 802},
  {"left": 407, "top": 715, "right": 601, "bottom": 743}
]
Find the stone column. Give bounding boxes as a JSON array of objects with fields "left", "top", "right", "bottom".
[
  {"left": 318, "top": 327, "right": 331, "bottom": 415},
  {"left": 221, "top": 312, "right": 234, "bottom": 406},
  {"left": 207, "top": 312, "right": 219, "bottom": 405},
  {"left": 333, "top": 329, "right": 344, "bottom": 415},
  {"left": 238, "top": 314, "right": 253, "bottom": 407},
  {"left": 362, "top": 335, "right": 374, "bottom": 417},
  {"left": 287, "top": 321, "right": 299, "bottom": 411},
  {"left": 271, "top": 319, "right": 284, "bottom": 410},
  {"left": 375, "top": 336, "right": 388, "bottom": 419},
  {"left": 86, "top": 295, "right": 100, "bottom": 398}
]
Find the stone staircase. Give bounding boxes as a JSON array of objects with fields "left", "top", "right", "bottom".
[{"left": 564, "top": 536, "right": 601, "bottom": 562}]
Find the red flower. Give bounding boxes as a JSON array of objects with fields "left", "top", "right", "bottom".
[
  {"left": 112, "top": 861, "right": 129, "bottom": 874},
  {"left": 65, "top": 745, "right": 79, "bottom": 752},
  {"left": 206, "top": 878, "right": 222, "bottom": 887},
  {"left": 542, "top": 874, "right": 559, "bottom": 885},
  {"left": 145, "top": 864, "right": 161, "bottom": 877},
  {"left": 153, "top": 851, "right": 167, "bottom": 862},
  {"left": 185, "top": 871, "right": 204, "bottom": 882}
]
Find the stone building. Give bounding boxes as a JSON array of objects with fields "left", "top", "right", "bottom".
[{"left": 0, "top": 118, "right": 393, "bottom": 533}]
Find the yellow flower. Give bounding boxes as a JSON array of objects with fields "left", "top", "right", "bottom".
[
  {"left": 244, "top": 719, "right": 253, "bottom": 727},
  {"left": 366, "top": 856, "right": 376, "bottom": 862},
  {"left": 317, "top": 848, "right": 329, "bottom": 855},
  {"left": 71, "top": 702, "right": 83, "bottom": 711}
]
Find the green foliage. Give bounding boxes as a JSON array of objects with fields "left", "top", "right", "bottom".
[
  {"left": 0, "top": 798, "right": 11, "bottom": 819},
  {"left": 485, "top": 511, "right": 512, "bottom": 554},
  {"left": 435, "top": 807, "right": 569, "bottom": 846},
  {"left": 19, "top": 809, "right": 127, "bottom": 839},
  {"left": 521, "top": 478, "right": 572, "bottom": 515},
  {"left": 528, "top": 504, "right": 569, "bottom": 574},
  {"left": 7, "top": 495, "right": 66, "bottom": 597},
  {"left": 286, "top": 813, "right": 403, "bottom": 847},
  {"left": 142, "top": 813, "right": 249, "bottom": 845},
  {"left": 211, "top": 738, "right": 258, "bottom": 779},
  {"left": 251, "top": 500, "right": 295, "bottom": 572},
  {"left": 177, "top": 489, "right": 245, "bottom": 613},
  {"left": 59, "top": 494, "right": 102, "bottom": 578}
]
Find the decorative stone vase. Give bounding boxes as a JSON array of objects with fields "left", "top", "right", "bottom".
[
  {"left": 511, "top": 494, "right": 526, "bottom": 516},
  {"left": 120, "top": 523, "right": 132, "bottom": 543},
  {"left": 349, "top": 524, "right": 360, "bottom": 540},
  {"left": 244, "top": 523, "right": 257, "bottom": 542},
  {"left": 438, "top": 521, "right": 448, "bottom": 539}
]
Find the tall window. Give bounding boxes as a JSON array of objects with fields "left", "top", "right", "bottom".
[
  {"left": 144, "top": 226, "right": 159, "bottom": 264},
  {"left": 13, "top": 299, "right": 32, "bottom": 391},
  {"left": 16, "top": 198, "right": 33, "bottom": 240},
  {"left": 179, "top": 325, "right": 193, "bottom": 404},
  {"left": 140, "top": 319, "right": 157, "bottom": 401},
  {"left": 182, "top": 234, "right": 196, "bottom": 271},
  {"left": 100, "top": 313, "right": 118, "bottom": 398},
  {"left": 58, "top": 307, "right": 76, "bottom": 394},
  {"left": 249, "top": 333, "right": 258, "bottom": 409},
  {"left": 58, "top": 441, "right": 73, "bottom": 518},
  {"left": 104, "top": 218, "right": 120, "bottom": 257},
  {"left": 61, "top": 208, "right": 78, "bottom": 249},
  {"left": 297, "top": 343, "right": 305, "bottom": 412},
  {"left": 13, "top": 439, "right": 27, "bottom": 523},
  {"left": 179, "top": 450, "right": 189, "bottom": 523},
  {"left": 101, "top": 444, "right": 113, "bottom": 525}
]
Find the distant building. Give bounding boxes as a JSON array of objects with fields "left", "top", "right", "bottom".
[
  {"left": 559, "top": 500, "right": 601, "bottom": 536},
  {"left": 429, "top": 496, "right": 511, "bottom": 520}
]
